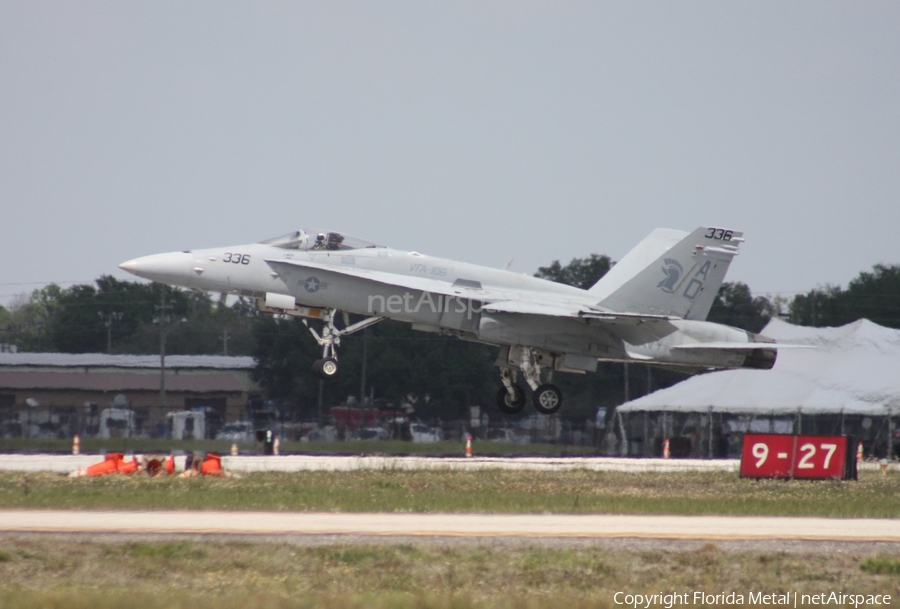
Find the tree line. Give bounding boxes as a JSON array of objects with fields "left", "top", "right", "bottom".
[{"left": 2, "top": 257, "right": 899, "bottom": 422}]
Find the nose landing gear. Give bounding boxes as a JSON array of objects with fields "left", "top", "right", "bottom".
[
  {"left": 312, "top": 356, "right": 340, "bottom": 380},
  {"left": 303, "top": 309, "right": 384, "bottom": 380}
]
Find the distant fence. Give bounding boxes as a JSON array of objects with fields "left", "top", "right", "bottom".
[{"left": 2, "top": 403, "right": 897, "bottom": 461}]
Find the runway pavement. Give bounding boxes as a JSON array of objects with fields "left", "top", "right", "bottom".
[{"left": 2, "top": 511, "right": 899, "bottom": 542}]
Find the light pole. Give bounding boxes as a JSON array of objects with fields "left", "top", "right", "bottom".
[
  {"left": 153, "top": 293, "right": 182, "bottom": 414},
  {"left": 98, "top": 311, "right": 123, "bottom": 353},
  {"left": 359, "top": 327, "right": 368, "bottom": 406}
]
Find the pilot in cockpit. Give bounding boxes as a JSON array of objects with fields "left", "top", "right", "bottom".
[{"left": 312, "top": 232, "right": 344, "bottom": 251}]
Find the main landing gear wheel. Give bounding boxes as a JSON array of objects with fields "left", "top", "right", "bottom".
[
  {"left": 496, "top": 385, "right": 526, "bottom": 415},
  {"left": 313, "top": 357, "right": 340, "bottom": 380},
  {"left": 533, "top": 383, "right": 562, "bottom": 415}
]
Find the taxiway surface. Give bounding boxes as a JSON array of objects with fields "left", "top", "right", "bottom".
[{"left": 3, "top": 511, "right": 899, "bottom": 542}]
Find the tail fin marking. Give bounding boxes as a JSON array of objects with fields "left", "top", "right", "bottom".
[{"left": 589, "top": 226, "right": 742, "bottom": 321}]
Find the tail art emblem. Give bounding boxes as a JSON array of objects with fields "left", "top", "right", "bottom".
[{"left": 658, "top": 259, "right": 683, "bottom": 293}]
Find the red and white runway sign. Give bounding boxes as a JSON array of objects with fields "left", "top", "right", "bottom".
[{"left": 740, "top": 433, "right": 857, "bottom": 480}]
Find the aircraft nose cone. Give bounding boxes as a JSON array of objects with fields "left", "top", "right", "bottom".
[
  {"left": 117, "top": 252, "right": 193, "bottom": 287},
  {"left": 119, "top": 259, "right": 140, "bottom": 275}
]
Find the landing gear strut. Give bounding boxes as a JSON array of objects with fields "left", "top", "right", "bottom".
[
  {"left": 303, "top": 309, "right": 383, "bottom": 380},
  {"left": 496, "top": 368, "right": 526, "bottom": 414},
  {"left": 497, "top": 346, "right": 563, "bottom": 415}
]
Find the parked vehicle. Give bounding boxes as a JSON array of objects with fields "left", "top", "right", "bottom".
[
  {"left": 215, "top": 420, "right": 255, "bottom": 443},
  {"left": 487, "top": 428, "right": 530, "bottom": 444},
  {"left": 301, "top": 425, "right": 338, "bottom": 442},
  {"left": 166, "top": 411, "right": 206, "bottom": 440},
  {"left": 410, "top": 422, "right": 443, "bottom": 443},
  {"left": 100, "top": 408, "right": 136, "bottom": 439},
  {"left": 354, "top": 427, "right": 390, "bottom": 441}
]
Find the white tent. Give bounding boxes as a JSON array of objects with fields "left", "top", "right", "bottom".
[
  {"left": 618, "top": 318, "right": 900, "bottom": 416},
  {"left": 612, "top": 319, "right": 899, "bottom": 457}
]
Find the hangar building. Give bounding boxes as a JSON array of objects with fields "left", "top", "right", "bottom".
[{"left": 0, "top": 353, "right": 258, "bottom": 439}]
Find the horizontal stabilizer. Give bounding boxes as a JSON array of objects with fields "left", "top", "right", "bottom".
[
  {"left": 483, "top": 301, "right": 676, "bottom": 325},
  {"left": 671, "top": 342, "right": 772, "bottom": 351},
  {"left": 671, "top": 342, "right": 810, "bottom": 351},
  {"left": 622, "top": 346, "right": 655, "bottom": 361},
  {"left": 578, "top": 310, "right": 676, "bottom": 323}
]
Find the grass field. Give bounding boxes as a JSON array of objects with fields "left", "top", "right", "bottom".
[
  {"left": 2, "top": 468, "right": 898, "bottom": 607},
  {"left": 1, "top": 536, "right": 898, "bottom": 609},
  {"left": 0, "top": 469, "right": 898, "bottom": 517}
]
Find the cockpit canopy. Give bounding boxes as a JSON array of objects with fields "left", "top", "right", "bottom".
[{"left": 259, "top": 230, "right": 382, "bottom": 251}]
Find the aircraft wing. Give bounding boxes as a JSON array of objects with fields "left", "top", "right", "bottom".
[
  {"left": 265, "top": 257, "right": 511, "bottom": 301},
  {"left": 480, "top": 300, "right": 582, "bottom": 316},
  {"left": 267, "top": 258, "right": 678, "bottom": 327}
]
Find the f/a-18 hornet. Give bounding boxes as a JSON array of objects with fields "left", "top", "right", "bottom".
[{"left": 120, "top": 226, "right": 777, "bottom": 415}]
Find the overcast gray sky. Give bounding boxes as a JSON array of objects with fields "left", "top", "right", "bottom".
[{"left": 2, "top": 2, "right": 898, "bottom": 307}]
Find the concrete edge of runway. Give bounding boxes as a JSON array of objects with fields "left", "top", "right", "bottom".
[
  {"left": 0, "top": 453, "right": 744, "bottom": 474},
  {"left": 0, "top": 453, "right": 891, "bottom": 474}
]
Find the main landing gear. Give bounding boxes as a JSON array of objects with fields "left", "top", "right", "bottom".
[
  {"left": 303, "top": 309, "right": 383, "bottom": 380},
  {"left": 496, "top": 346, "right": 563, "bottom": 416}
]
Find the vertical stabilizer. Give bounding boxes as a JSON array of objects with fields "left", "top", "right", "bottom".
[{"left": 589, "top": 226, "right": 743, "bottom": 320}]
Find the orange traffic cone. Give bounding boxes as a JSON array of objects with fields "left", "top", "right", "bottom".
[
  {"left": 71, "top": 453, "right": 123, "bottom": 477},
  {"left": 72, "top": 434, "right": 80, "bottom": 455},
  {"left": 116, "top": 456, "right": 140, "bottom": 475},
  {"left": 200, "top": 453, "right": 225, "bottom": 476},
  {"left": 465, "top": 434, "right": 472, "bottom": 458},
  {"left": 164, "top": 454, "right": 175, "bottom": 475},
  {"left": 663, "top": 438, "right": 670, "bottom": 459}
]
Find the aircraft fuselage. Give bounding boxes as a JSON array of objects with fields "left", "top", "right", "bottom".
[{"left": 120, "top": 241, "right": 767, "bottom": 372}]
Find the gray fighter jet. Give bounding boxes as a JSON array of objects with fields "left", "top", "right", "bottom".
[{"left": 120, "top": 226, "right": 777, "bottom": 415}]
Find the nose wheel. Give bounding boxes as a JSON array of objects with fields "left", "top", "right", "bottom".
[
  {"left": 313, "top": 357, "right": 340, "bottom": 380},
  {"left": 303, "top": 310, "right": 383, "bottom": 381}
]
